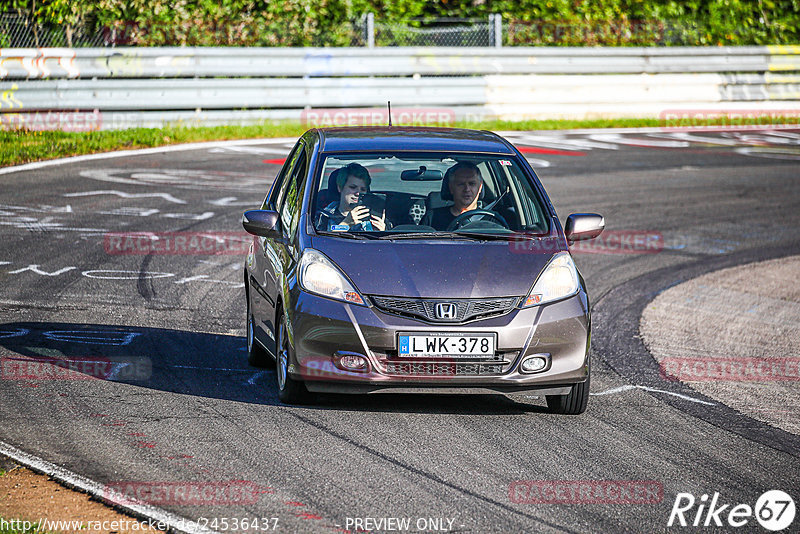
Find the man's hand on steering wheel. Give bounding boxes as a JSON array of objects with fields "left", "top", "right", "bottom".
[{"left": 445, "top": 209, "right": 509, "bottom": 231}]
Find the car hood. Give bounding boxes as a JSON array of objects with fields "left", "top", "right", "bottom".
[{"left": 309, "top": 236, "right": 566, "bottom": 299}]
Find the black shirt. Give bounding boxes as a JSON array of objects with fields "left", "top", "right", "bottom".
[{"left": 421, "top": 206, "right": 457, "bottom": 231}]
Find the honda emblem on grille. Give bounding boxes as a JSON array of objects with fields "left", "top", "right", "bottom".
[{"left": 435, "top": 303, "right": 458, "bottom": 319}]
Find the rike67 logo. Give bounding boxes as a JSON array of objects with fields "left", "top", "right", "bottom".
[{"left": 668, "top": 490, "right": 795, "bottom": 531}]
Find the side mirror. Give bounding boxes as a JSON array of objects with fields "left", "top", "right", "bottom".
[
  {"left": 242, "top": 210, "right": 281, "bottom": 238},
  {"left": 564, "top": 213, "right": 604, "bottom": 243}
]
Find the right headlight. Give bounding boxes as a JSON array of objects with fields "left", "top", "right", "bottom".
[
  {"left": 522, "top": 252, "right": 580, "bottom": 307},
  {"left": 297, "top": 248, "right": 366, "bottom": 306}
]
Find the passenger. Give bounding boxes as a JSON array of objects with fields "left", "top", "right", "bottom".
[
  {"left": 422, "top": 161, "right": 486, "bottom": 230},
  {"left": 316, "top": 163, "right": 387, "bottom": 232}
]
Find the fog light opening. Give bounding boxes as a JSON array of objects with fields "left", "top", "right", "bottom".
[
  {"left": 334, "top": 351, "right": 370, "bottom": 373},
  {"left": 520, "top": 353, "right": 550, "bottom": 374}
]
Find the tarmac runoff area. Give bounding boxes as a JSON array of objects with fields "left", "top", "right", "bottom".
[{"left": 640, "top": 255, "right": 800, "bottom": 436}]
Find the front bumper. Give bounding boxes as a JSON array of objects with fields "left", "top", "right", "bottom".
[{"left": 288, "top": 289, "right": 590, "bottom": 394}]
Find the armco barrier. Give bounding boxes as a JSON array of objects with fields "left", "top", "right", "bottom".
[
  {"left": 1, "top": 46, "right": 798, "bottom": 128},
  {"left": 1, "top": 46, "right": 797, "bottom": 79}
]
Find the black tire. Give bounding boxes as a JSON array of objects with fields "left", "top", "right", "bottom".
[
  {"left": 275, "top": 309, "right": 309, "bottom": 404},
  {"left": 546, "top": 360, "right": 590, "bottom": 415},
  {"left": 246, "top": 288, "right": 271, "bottom": 368}
]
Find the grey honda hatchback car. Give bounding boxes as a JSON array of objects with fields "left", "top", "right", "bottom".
[{"left": 242, "top": 127, "right": 603, "bottom": 414}]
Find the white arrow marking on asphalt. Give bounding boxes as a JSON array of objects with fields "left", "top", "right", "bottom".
[
  {"left": 735, "top": 147, "right": 800, "bottom": 161},
  {"left": 208, "top": 197, "right": 256, "bottom": 207},
  {"left": 99, "top": 207, "right": 160, "bottom": 217},
  {"left": 170, "top": 365, "right": 252, "bottom": 371},
  {"left": 652, "top": 132, "right": 743, "bottom": 146},
  {"left": 174, "top": 274, "right": 244, "bottom": 287},
  {"left": 525, "top": 158, "right": 551, "bottom": 168},
  {"left": 64, "top": 190, "right": 186, "bottom": 204},
  {"left": 161, "top": 211, "right": 214, "bottom": 220},
  {"left": 42, "top": 331, "right": 141, "bottom": 346},
  {"left": 591, "top": 384, "right": 715, "bottom": 405},
  {"left": 0, "top": 328, "right": 29, "bottom": 339},
  {"left": 588, "top": 133, "right": 690, "bottom": 148},
  {"left": 247, "top": 371, "right": 269, "bottom": 385},
  {"left": 0, "top": 204, "right": 73, "bottom": 213},
  {"left": 174, "top": 275, "right": 208, "bottom": 284},
  {"left": 7, "top": 265, "right": 76, "bottom": 276},
  {"left": 512, "top": 133, "right": 619, "bottom": 150},
  {"left": 81, "top": 270, "right": 175, "bottom": 280}
]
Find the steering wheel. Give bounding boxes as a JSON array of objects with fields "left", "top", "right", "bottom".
[{"left": 445, "top": 209, "right": 509, "bottom": 231}]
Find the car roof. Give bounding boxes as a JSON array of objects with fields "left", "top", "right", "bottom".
[{"left": 316, "top": 127, "right": 516, "bottom": 155}]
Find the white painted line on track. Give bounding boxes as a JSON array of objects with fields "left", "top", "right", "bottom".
[
  {"left": 0, "top": 138, "right": 297, "bottom": 177},
  {"left": 0, "top": 440, "right": 217, "bottom": 534},
  {"left": 735, "top": 147, "right": 800, "bottom": 161},
  {"left": 170, "top": 365, "right": 250, "bottom": 372},
  {"left": 64, "top": 190, "right": 188, "bottom": 204},
  {"left": 591, "top": 384, "right": 715, "bottom": 405}
]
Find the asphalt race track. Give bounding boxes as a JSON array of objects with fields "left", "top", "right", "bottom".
[{"left": 1, "top": 128, "right": 799, "bottom": 533}]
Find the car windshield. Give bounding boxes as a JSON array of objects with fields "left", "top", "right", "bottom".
[{"left": 311, "top": 152, "right": 550, "bottom": 238}]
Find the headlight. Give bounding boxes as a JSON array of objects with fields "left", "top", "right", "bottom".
[
  {"left": 522, "top": 252, "right": 580, "bottom": 307},
  {"left": 297, "top": 248, "right": 366, "bottom": 306}
]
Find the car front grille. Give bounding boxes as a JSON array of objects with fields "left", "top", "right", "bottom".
[
  {"left": 370, "top": 296, "right": 519, "bottom": 323},
  {"left": 383, "top": 361, "right": 505, "bottom": 376},
  {"left": 374, "top": 351, "right": 518, "bottom": 377}
]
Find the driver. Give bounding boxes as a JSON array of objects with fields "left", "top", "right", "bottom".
[{"left": 422, "top": 161, "right": 486, "bottom": 231}]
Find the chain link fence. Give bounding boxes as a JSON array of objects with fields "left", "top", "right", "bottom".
[
  {"left": 0, "top": 12, "right": 774, "bottom": 48},
  {"left": 353, "top": 16, "right": 501, "bottom": 47},
  {"left": 1, "top": 13, "right": 107, "bottom": 48},
  {"left": 1, "top": 13, "right": 502, "bottom": 48}
]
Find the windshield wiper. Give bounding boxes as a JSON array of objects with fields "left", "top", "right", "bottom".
[
  {"left": 451, "top": 231, "right": 515, "bottom": 241},
  {"left": 316, "top": 230, "right": 375, "bottom": 240},
  {"left": 378, "top": 231, "right": 485, "bottom": 241}
]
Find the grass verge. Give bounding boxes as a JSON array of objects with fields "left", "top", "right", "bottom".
[{"left": 2, "top": 116, "right": 798, "bottom": 167}]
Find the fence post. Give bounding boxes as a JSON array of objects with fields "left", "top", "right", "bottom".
[
  {"left": 366, "top": 12, "right": 375, "bottom": 48},
  {"left": 493, "top": 14, "right": 503, "bottom": 47}
]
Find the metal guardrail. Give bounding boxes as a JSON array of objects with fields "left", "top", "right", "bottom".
[
  {"left": 1, "top": 77, "right": 488, "bottom": 110},
  {"left": 1, "top": 46, "right": 798, "bottom": 79},
  {"left": 0, "top": 46, "right": 798, "bottom": 128}
]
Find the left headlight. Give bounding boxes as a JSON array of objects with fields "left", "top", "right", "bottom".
[
  {"left": 522, "top": 252, "right": 580, "bottom": 307},
  {"left": 297, "top": 248, "right": 366, "bottom": 306}
]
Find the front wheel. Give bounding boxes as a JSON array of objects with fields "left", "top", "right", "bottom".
[
  {"left": 546, "top": 359, "right": 590, "bottom": 415},
  {"left": 275, "top": 310, "right": 309, "bottom": 404}
]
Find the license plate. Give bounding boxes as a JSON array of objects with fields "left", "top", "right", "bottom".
[{"left": 397, "top": 333, "right": 496, "bottom": 359}]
